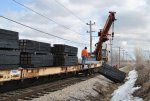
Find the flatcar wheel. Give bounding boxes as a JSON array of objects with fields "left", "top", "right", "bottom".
[
  {"left": 75, "top": 71, "right": 79, "bottom": 76},
  {"left": 84, "top": 70, "right": 88, "bottom": 76}
]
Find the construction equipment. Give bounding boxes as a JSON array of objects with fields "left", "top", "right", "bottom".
[
  {"left": 93, "top": 12, "right": 126, "bottom": 83},
  {"left": 95, "top": 11, "right": 116, "bottom": 61}
]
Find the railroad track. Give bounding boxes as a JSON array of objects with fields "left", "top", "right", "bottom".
[{"left": 0, "top": 74, "right": 98, "bottom": 101}]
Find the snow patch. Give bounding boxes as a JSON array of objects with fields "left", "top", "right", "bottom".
[{"left": 111, "top": 70, "right": 143, "bottom": 101}]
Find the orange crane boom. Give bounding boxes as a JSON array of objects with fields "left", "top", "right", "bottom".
[{"left": 95, "top": 11, "right": 116, "bottom": 61}]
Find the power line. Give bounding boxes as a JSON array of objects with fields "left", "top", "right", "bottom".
[
  {"left": 55, "top": 0, "right": 101, "bottom": 31},
  {"left": 0, "top": 16, "right": 89, "bottom": 45},
  {"left": 54, "top": 0, "right": 90, "bottom": 31},
  {"left": 55, "top": 0, "right": 102, "bottom": 31},
  {"left": 54, "top": 0, "right": 86, "bottom": 23},
  {"left": 12, "top": 0, "right": 88, "bottom": 37}
]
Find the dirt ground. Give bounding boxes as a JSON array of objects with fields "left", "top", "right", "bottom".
[
  {"left": 85, "top": 82, "right": 119, "bottom": 101},
  {"left": 133, "top": 64, "right": 150, "bottom": 101},
  {"left": 65, "top": 64, "right": 149, "bottom": 101},
  {"left": 92, "top": 63, "right": 150, "bottom": 101},
  {"left": 32, "top": 64, "right": 149, "bottom": 101},
  {"left": 85, "top": 64, "right": 134, "bottom": 101},
  {"left": 32, "top": 74, "right": 118, "bottom": 101}
]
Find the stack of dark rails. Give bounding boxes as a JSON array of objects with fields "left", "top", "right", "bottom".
[
  {"left": 53, "top": 44, "right": 78, "bottom": 66},
  {"left": 0, "top": 28, "right": 79, "bottom": 69},
  {"left": 19, "top": 40, "right": 53, "bottom": 68},
  {"left": 0, "top": 29, "right": 20, "bottom": 69},
  {"left": 99, "top": 63, "right": 126, "bottom": 83}
]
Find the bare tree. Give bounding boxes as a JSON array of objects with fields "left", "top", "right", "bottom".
[{"left": 134, "top": 48, "right": 144, "bottom": 65}]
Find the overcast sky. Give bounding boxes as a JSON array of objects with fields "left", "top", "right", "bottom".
[{"left": 0, "top": 0, "right": 150, "bottom": 59}]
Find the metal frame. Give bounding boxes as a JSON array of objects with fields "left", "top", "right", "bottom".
[{"left": 0, "top": 62, "right": 102, "bottom": 83}]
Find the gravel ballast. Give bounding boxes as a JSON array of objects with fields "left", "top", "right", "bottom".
[
  {"left": 32, "top": 65, "right": 135, "bottom": 101},
  {"left": 32, "top": 75, "right": 112, "bottom": 101}
]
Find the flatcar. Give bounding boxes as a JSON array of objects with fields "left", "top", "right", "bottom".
[{"left": 0, "top": 28, "right": 102, "bottom": 92}]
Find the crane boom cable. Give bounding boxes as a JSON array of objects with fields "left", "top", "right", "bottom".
[
  {"left": 0, "top": 15, "right": 89, "bottom": 45},
  {"left": 12, "top": 0, "right": 89, "bottom": 37}
]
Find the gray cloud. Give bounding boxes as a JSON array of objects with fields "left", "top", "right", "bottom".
[{"left": 0, "top": 0, "right": 150, "bottom": 57}]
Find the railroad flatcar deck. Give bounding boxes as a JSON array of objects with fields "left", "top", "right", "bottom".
[{"left": 0, "top": 61, "right": 102, "bottom": 83}]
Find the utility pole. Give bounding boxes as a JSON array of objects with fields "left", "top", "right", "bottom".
[
  {"left": 122, "top": 50, "right": 125, "bottom": 65},
  {"left": 110, "top": 38, "right": 113, "bottom": 66},
  {"left": 87, "top": 20, "right": 95, "bottom": 54},
  {"left": 110, "top": 22, "right": 115, "bottom": 66},
  {"left": 118, "top": 47, "right": 120, "bottom": 68},
  {"left": 112, "top": 46, "right": 121, "bottom": 68},
  {"left": 126, "top": 52, "right": 128, "bottom": 64}
]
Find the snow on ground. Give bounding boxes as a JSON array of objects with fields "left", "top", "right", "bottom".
[
  {"left": 32, "top": 75, "right": 111, "bottom": 101},
  {"left": 111, "top": 70, "right": 143, "bottom": 101}
]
